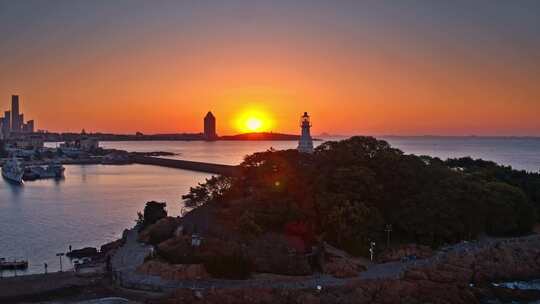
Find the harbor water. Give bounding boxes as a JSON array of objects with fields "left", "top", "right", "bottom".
[{"left": 1, "top": 137, "right": 539, "bottom": 276}]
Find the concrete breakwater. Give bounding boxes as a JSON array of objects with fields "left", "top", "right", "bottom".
[
  {"left": 0, "top": 271, "right": 98, "bottom": 302},
  {"left": 1, "top": 155, "right": 238, "bottom": 176},
  {"left": 130, "top": 155, "right": 238, "bottom": 176}
]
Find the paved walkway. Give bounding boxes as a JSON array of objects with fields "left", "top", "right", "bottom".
[{"left": 111, "top": 229, "right": 153, "bottom": 273}]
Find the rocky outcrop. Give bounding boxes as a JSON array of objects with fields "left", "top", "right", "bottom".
[
  {"left": 152, "top": 236, "right": 540, "bottom": 304},
  {"left": 377, "top": 243, "right": 434, "bottom": 263},
  {"left": 403, "top": 237, "right": 540, "bottom": 286},
  {"left": 137, "top": 260, "right": 209, "bottom": 281},
  {"left": 246, "top": 233, "right": 312, "bottom": 276},
  {"left": 323, "top": 243, "right": 366, "bottom": 278},
  {"left": 139, "top": 217, "right": 180, "bottom": 245},
  {"left": 100, "top": 238, "right": 124, "bottom": 255},
  {"left": 66, "top": 247, "right": 98, "bottom": 259}
]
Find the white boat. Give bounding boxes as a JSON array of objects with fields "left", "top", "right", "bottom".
[{"left": 2, "top": 157, "right": 24, "bottom": 184}]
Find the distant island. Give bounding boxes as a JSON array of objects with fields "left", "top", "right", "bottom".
[
  {"left": 219, "top": 132, "right": 305, "bottom": 141},
  {"left": 38, "top": 131, "right": 306, "bottom": 142}
]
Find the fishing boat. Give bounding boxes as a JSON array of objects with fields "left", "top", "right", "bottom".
[{"left": 23, "top": 163, "right": 65, "bottom": 180}]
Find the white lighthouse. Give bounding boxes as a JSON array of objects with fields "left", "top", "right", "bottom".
[{"left": 297, "top": 112, "right": 314, "bottom": 153}]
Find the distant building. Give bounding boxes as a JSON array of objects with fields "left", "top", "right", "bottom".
[
  {"left": 297, "top": 112, "right": 314, "bottom": 153},
  {"left": 25, "top": 120, "right": 34, "bottom": 133},
  {"left": 1, "top": 95, "right": 35, "bottom": 136},
  {"left": 14, "top": 135, "right": 44, "bottom": 150},
  {"left": 3, "top": 111, "right": 11, "bottom": 137},
  {"left": 60, "top": 137, "right": 99, "bottom": 152},
  {"left": 79, "top": 137, "right": 99, "bottom": 151},
  {"left": 11, "top": 95, "right": 20, "bottom": 132},
  {"left": 203, "top": 111, "right": 217, "bottom": 140},
  {"left": 19, "top": 114, "right": 24, "bottom": 130}
]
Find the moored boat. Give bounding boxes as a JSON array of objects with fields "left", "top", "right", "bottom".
[
  {"left": 23, "top": 163, "right": 65, "bottom": 181},
  {"left": 2, "top": 157, "right": 24, "bottom": 184}
]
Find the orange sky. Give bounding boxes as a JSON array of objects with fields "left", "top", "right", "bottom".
[{"left": 1, "top": 1, "right": 539, "bottom": 136}]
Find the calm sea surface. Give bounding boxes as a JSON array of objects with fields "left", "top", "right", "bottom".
[{"left": 1, "top": 137, "right": 539, "bottom": 276}]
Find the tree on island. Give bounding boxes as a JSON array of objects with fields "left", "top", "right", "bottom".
[
  {"left": 183, "top": 136, "right": 538, "bottom": 256},
  {"left": 137, "top": 201, "right": 167, "bottom": 230}
]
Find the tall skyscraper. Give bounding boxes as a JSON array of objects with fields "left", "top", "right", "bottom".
[
  {"left": 203, "top": 111, "right": 217, "bottom": 140},
  {"left": 3, "top": 111, "right": 11, "bottom": 136},
  {"left": 11, "top": 95, "right": 20, "bottom": 132},
  {"left": 27, "top": 120, "right": 35, "bottom": 133}
]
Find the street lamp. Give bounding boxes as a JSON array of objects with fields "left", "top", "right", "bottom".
[
  {"left": 56, "top": 253, "right": 65, "bottom": 272},
  {"left": 385, "top": 224, "right": 393, "bottom": 248}
]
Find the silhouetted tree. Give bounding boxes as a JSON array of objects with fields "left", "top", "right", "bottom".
[
  {"left": 182, "top": 136, "right": 538, "bottom": 255},
  {"left": 138, "top": 201, "right": 167, "bottom": 229}
]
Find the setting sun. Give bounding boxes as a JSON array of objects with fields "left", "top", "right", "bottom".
[
  {"left": 246, "top": 117, "right": 263, "bottom": 131},
  {"left": 234, "top": 109, "right": 273, "bottom": 133}
]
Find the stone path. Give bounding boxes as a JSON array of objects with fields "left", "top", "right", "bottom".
[{"left": 111, "top": 229, "right": 152, "bottom": 273}]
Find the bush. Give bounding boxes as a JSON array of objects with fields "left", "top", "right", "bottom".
[
  {"left": 203, "top": 253, "right": 252, "bottom": 279},
  {"left": 140, "top": 201, "right": 167, "bottom": 229}
]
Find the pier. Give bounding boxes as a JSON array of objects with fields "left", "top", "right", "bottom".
[
  {"left": 130, "top": 155, "right": 239, "bottom": 176},
  {"left": 1, "top": 155, "right": 239, "bottom": 176}
]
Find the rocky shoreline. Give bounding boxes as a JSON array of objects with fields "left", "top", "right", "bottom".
[
  {"left": 1, "top": 230, "right": 538, "bottom": 303},
  {"left": 147, "top": 234, "right": 540, "bottom": 304}
]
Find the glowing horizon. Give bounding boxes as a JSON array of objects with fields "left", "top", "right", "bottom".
[{"left": 0, "top": 1, "right": 539, "bottom": 136}]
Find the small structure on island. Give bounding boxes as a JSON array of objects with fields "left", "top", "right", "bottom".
[{"left": 297, "top": 112, "right": 314, "bottom": 153}]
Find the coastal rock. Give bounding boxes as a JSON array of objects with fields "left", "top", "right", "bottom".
[
  {"left": 66, "top": 247, "right": 98, "bottom": 259},
  {"left": 139, "top": 217, "right": 179, "bottom": 245},
  {"left": 246, "top": 233, "right": 312, "bottom": 276},
  {"left": 488, "top": 285, "right": 540, "bottom": 303},
  {"left": 136, "top": 260, "right": 209, "bottom": 281},
  {"left": 157, "top": 235, "right": 241, "bottom": 264},
  {"left": 377, "top": 244, "right": 434, "bottom": 263},
  {"left": 323, "top": 243, "right": 366, "bottom": 278},
  {"left": 100, "top": 238, "right": 124, "bottom": 255}
]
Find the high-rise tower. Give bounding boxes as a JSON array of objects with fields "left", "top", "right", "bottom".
[
  {"left": 11, "top": 95, "right": 20, "bottom": 132},
  {"left": 204, "top": 111, "right": 217, "bottom": 140},
  {"left": 297, "top": 112, "right": 314, "bottom": 153},
  {"left": 3, "top": 111, "right": 11, "bottom": 136}
]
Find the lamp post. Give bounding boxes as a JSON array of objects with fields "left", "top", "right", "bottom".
[
  {"left": 56, "top": 253, "right": 65, "bottom": 272},
  {"left": 385, "top": 224, "right": 393, "bottom": 248}
]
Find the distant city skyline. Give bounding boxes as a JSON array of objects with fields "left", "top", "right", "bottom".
[
  {"left": 0, "top": 95, "right": 35, "bottom": 138},
  {"left": 1, "top": 1, "right": 539, "bottom": 136}
]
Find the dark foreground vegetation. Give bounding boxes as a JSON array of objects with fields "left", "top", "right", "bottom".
[{"left": 183, "top": 136, "right": 538, "bottom": 255}]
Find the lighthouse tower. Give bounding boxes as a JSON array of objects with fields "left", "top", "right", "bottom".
[{"left": 297, "top": 112, "right": 314, "bottom": 153}]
